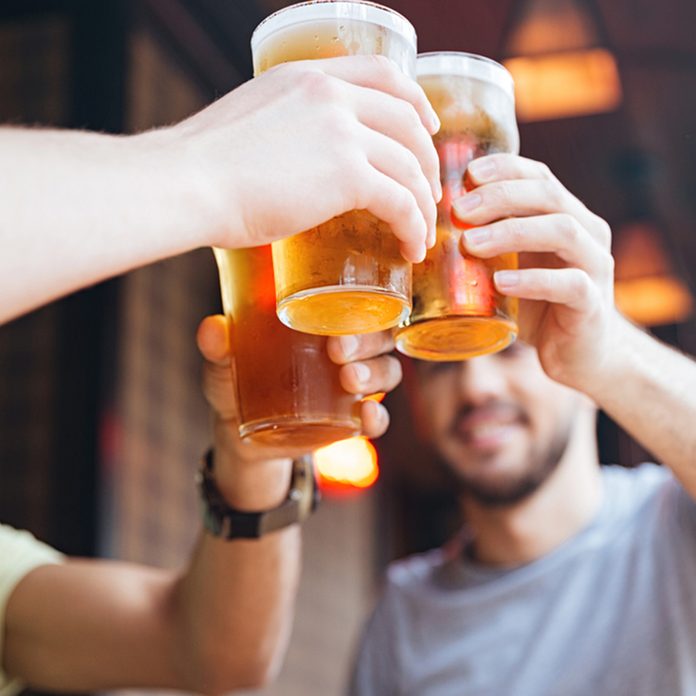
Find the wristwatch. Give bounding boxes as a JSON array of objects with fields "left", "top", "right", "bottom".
[{"left": 197, "top": 449, "right": 320, "bottom": 539}]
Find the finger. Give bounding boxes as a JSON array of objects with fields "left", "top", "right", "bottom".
[
  {"left": 350, "top": 85, "right": 441, "bottom": 202},
  {"left": 360, "top": 399, "right": 390, "bottom": 439},
  {"left": 453, "top": 178, "right": 600, "bottom": 237},
  {"left": 464, "top": 156, "right": 613, "bottom": 250},
  {"left": 360, "top": 127, "right": 437, "bottom": 247},
  {"left": 494, "top": 267, "right": 598, "bottom": 313},
  {"left": 326, "top": 331, "right": 395, "bottom": 365},
  {"left": 196, "top": 314, "right": 231, "bottom": 366},
  {"left": 461, "top": 214, "right": 608, "bottom": 275},
  {"left": 202, "top": 360, "right": 237, "bottom": 420},
  {"left": 358, "top": 167, "right": 427, "bottom": 262},
  {"left": 339, "top": 355, "right": 402, "bottom": 394},
  {"left": 466, "top": 154, "right": 553, "bottom": 187},
  {"left": 309, "top": 55, "right": 440, "bottom": 134}
]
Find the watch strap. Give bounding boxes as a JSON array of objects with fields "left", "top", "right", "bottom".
[{"left": 197, "top": 449, "right": 319, "bottom": 539}]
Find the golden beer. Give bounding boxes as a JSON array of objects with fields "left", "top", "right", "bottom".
[
  {"left": 395, "top": 53, "right": 520, "bottom": 361},
  {"left": 251, "top": 1, "right": 417, "bottom": 336},
  {"left": 214, "top": 245, "right": 360, "bottom": 451}
]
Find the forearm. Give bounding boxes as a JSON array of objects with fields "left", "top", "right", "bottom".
[
  {"left": 592, "top": 316, "right": 696, "bottom": 493},
  {"left": 3, "top": 457, "right": 300, "bottom": 694},
  {"left": 173, "top": 454, "right": 301, "bottom": 693},
  {"left": 0, "top": 126, "right": 215, "bottom": 323}
]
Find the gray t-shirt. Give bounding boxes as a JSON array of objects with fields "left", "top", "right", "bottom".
[{"left": 350, "top": 464, "right": 696, "bottom": 696}]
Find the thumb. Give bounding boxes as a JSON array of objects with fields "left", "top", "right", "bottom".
[{"left": 197, "top": 314, "right": 232, "bottom": 366}]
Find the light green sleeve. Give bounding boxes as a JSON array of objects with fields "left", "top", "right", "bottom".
[{"left": 0, "top": 524, "right": 64, "bottom": 696}]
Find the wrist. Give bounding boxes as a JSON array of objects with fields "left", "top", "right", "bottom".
[
  {"left": 213, "top": 444, "right": 293, "bottom": 511},
  {"left": 129, "top": 126, "right": 227, "bottom": 251},
  {"left": 580, "top": 312, "right": 642, "bottom": 407},
  {"left": 148, "top": 121, "right": 243, "bottom": 249}
]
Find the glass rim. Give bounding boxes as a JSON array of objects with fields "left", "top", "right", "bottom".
[
  {"left": 417, "top": 51, "right": 515, "bottom": 99},
  {"left": 251, "top": 1, "right": 417, "bottom": 55}
]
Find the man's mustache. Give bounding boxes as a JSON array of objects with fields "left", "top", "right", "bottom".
[{"left": 448, "top": 402, "right": 528, "bottom": 437}]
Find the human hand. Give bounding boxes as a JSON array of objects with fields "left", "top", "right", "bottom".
[
  {"left": 168, "top": 55, "right": 441, "bottom": 263},
  {"left": 454, "top": 154, "right": 621, "bottom": 396},
  {"left": 197, "top": 315, "right": 401, "bottom": 508}
]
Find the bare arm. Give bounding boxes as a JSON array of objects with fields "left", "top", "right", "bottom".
[
  {"left": 0, "top": 126, "right": 214, "bottom": 324},
  {"left": 591, "top": 317, "right": 696, "bottom": 496},
  {"left": 2, "top": 319, "right": 401, "bottom": 693},
  {"left": 1, "top": 55, "right": 440, "bottom": 324},
  {"left": 3, "top": 465, "right": 299, "bottom": 693}
]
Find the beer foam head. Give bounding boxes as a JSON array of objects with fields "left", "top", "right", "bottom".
[
  {"left": 417, "top": 52, "right": 519, "bottom": 153},
  {"left": 251, "top": 1, "right": 416, "bottom": 57}
]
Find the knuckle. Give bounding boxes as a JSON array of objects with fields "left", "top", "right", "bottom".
[
  {"left": 544, "top": 179, "right": 565, "bottom": 207},
  {"left": 367, "top": 53, "right": 395, "bottom": 78},
  {"left": 503, "top": 217, "right": 526, "bottom": 246},
  {"left": 300, "top": 70, "right": 340, "bottom": 101},
  {"left": 402, "top": 151, "right": 428, "bottom": 191},
  {"left": 538, "top": 160, "right": 553, "bottom": 179},
  {"left": 399, "top": 101, "right": 422, "bottom": 131},
  {"left": 570, "top": 269, "right": 592, "bottom": 298},
  {"left": 491, "top": 181, "right": 513, "bottom": 209},
  {"left": 601, "top": 250, "right": 615, "bottom": 280},
  {"left": 394, "top": 187, "right": 418, "bottom": 220},
  {"left": 595, "top": 216, "right": 612, "bottom": 248},
  {"left": 557, "top": 214, "right": 580, "bottom": 245},
  {"left": 491, "top": 152, "right": 514, "bottom": 169}
]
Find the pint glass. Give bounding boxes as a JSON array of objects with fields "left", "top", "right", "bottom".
[
  {"left": 251, "top": 1, "right": 417, "bottom": 336},
  {"left": 214, "top": 245, "right": 361, "bottom": 452},
  {"left": 395, "top": 52, "right": 520, "bottom": 361}
]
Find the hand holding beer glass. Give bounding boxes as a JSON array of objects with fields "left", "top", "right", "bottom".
[
  {"left": 395, "top": 52, "right": 520, "bottom": 361},
  {"left": 251, "top": 1, "right": 439, "bottom": 336}
]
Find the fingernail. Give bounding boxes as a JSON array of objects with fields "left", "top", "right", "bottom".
[
  {"left": 352, "top": 362, "right": 371, "bottom": 386},
  {"left": 427, "top": 226, "right": 436, "bottom": 249},
  {"left": 465, "top": 227, "right": 490, "bottom": 246},
  {"left": 434, "top": 179, "right": 443, "bottom": 202},
  {"left": 453, "top": 193, "right": 482, "bottom": 215},
  {"left": 469, "top": 158, "right": 497, "bottom": 182},
  {"left": 430, "top": 112, "right": 441, "bottom": 134},
  {"left": 495, "top": 270, "right": 520, "bottom": 289},
  {"left": 413, "top": 244, "right": 426, "bottom": 263},
  {"left": 339, "top": 335, "right": 359, "bottom": 360}
]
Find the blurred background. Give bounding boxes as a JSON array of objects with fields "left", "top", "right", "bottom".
[{"left": 0, "top": 1, "right": 694, "bottom": 694}]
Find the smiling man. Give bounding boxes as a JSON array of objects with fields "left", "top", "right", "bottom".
[{"left": 350, "top": 154, "right": 696, "bottom": 696}]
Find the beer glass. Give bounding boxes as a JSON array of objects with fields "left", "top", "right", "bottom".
[
  {"left": 395, "top": 52, "right": 520, "bottom": 361},
  {"left": 214, "top": 245, "right": 361, "bottom": 452},
  {"left": 251, "top": 1, "right": 417, "bottom": 336}
]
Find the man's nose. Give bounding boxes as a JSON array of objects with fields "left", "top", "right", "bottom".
[{"left": 456, "top": 355, "right": 508, "bottom": 404}]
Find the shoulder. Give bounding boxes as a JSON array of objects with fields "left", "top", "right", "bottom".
[
  {"left": 601, "top": 463, "right": 696, "bottom": 534},
  {"left": 0, "top": 524, "right": 64, "bottom": 594},
  {"left": 0, "top": 525, "right": 63, "bottom": 696}
]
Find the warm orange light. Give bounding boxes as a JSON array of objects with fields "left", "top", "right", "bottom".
[
  {"left": 364, "top": 392, "right": 386, "bottom": 404},
  {"left": 313, "top": 436, "right": 379, "bottom": 493},
  {"left": 505, "top": 48, "right": 622, "bottom": 122},
  {"left": 615, "top": 276, "right": 693, "bottom": 327},
  {"left": 613, "top": 221, "right": 694, "bottom": 326}
]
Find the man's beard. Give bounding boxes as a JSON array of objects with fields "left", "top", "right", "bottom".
[{"left": 441, "top": 414, "right": 574, "bottom": 508}]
